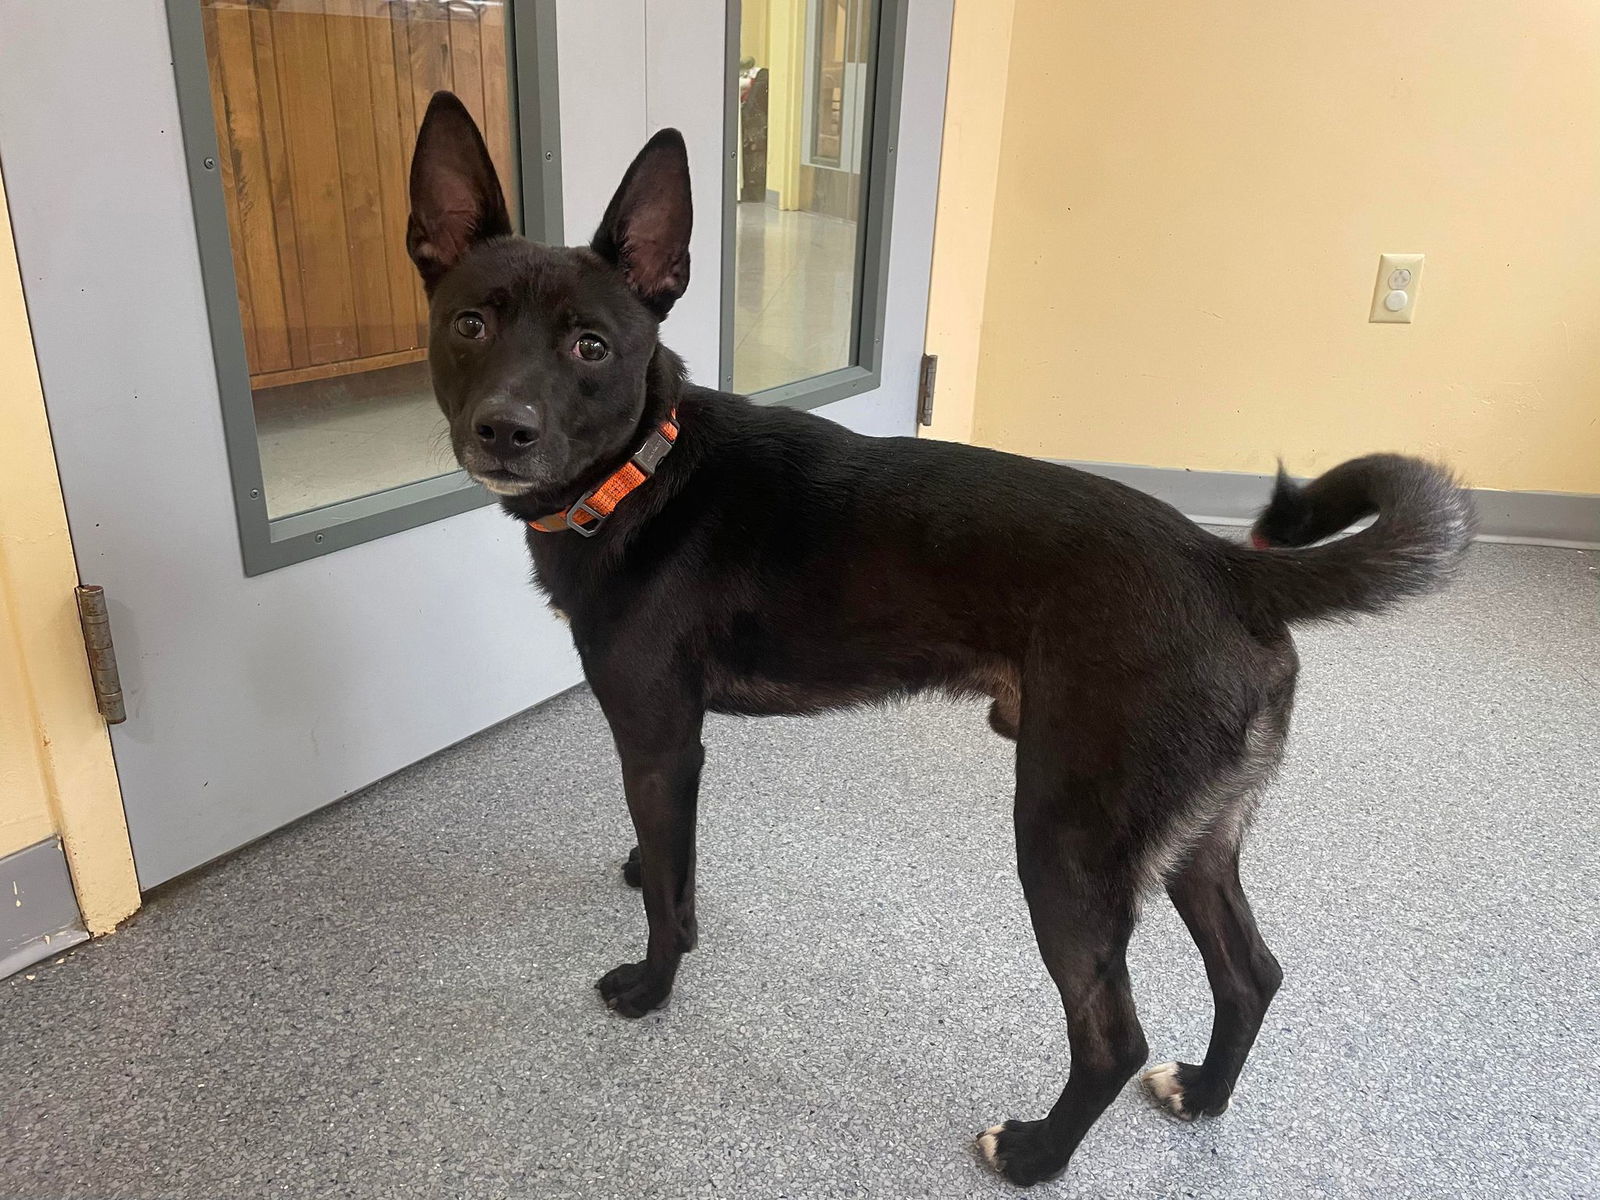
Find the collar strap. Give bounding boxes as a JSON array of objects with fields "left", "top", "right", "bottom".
[{"left": 528, "top": 411, "right": 679, "bottom": 537}]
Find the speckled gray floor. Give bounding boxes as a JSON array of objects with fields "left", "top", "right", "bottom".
[{"left": 3, "top": 539, "right": 1598, "bottom": 1199}]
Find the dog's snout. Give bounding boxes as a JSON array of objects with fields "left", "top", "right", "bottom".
[
  {"left": 475, "top": 416, "right": 538, "bottom": 448},
  {"left": 471, "top": 399, "right": 540, "bottom": 456}
]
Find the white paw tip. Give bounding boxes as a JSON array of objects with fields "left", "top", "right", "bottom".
[
  {"left": 977, "top": 1125, "right": 1003, "bottom": 1166},
  {"left": 1142, "top": 1062, "right": 1193, "bottom": 1119},
  {"left": 1142, "top": 1061, "right": 1181, "bottom": 1096}
]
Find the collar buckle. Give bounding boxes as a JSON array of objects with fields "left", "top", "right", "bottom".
[{"left": 633, "top": 428, "right": 675, "bottom": 476}]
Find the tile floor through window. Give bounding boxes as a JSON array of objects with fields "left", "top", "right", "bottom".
[
  {"left": 253, "top": 362, "right": 454, "bottom": 519},
  {"left": 731, "top": 201, "right": 860, "bottom": 395}
]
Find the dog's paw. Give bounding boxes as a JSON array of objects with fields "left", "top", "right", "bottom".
[
  {"left": 622, "top": 845, "right": 642, "bottom": 888},
  {"left": 976, "top": 1119, "right": 1068, "bottom": 1187},
  {"left": 1142, "top": 1061, "right": 1230, "bottom": 1121},
  {"left": 595, "top": 961, "right": 670, "bottom": 1018}
]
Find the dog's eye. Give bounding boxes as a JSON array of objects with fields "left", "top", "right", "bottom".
[
  {"left": 453, "top": 312, "right": 487, "bottom": 340},
  {"left": 573, "top": 334, "right": 609, "bottom": 362}
]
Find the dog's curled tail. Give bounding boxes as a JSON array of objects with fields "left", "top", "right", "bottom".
[{"left": 1234, "top": 454, "right": 1475, "bottom": 624}]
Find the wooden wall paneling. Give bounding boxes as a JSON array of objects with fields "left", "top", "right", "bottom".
[
  {"left": 363, "top": 0, "right": 425, "bottom": 355},
  {"left": 201, "top": 0, "right": 517, "bottom": 385},
  {"left": 324, "top": 0, "right": 398, "bottom": 359},
  {"left": 404, "top": 4, "right": 453, "bottom": 161},
  {"left": 248, "top": 346, "right": 426, "bottom": 391},
  {"left": 247, "top": 6, "right": 313, "bottom": 372},
  {"left": 479, "top": 2, "right": 518, "bottom": 226},
  {"left": 209, "top": 3, "right": 298, "bottom": 373},
  {"left": 447, "top": 2, "right": 486, "bottom": 131},
  {"left": 270, "top": 1, "right": 358, "bottom": 367},
  {"left": 388, "top": 6, "right": 427, "bottom": 347}
]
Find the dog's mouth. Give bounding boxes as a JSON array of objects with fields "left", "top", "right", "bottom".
[{"left": 468, "top": 467, "right": 540, "bottom": 497}]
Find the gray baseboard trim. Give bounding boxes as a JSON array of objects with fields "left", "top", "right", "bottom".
[
  {"left": 1057, "top": 460, "right": 1599, "bottom": 549},
  {"left": 1467, "top": 487, "right": 1600, "bottom": 548},
  {"left": 1, "top": 837, "right": 88, "bottom": 980}
]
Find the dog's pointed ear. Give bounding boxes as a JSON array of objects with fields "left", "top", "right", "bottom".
[
  {"left": 590, "top": 128, "right": 693, "bottom": 318},
  {"left": 407, "top": 92, "right": 511, "bottom": 292}
]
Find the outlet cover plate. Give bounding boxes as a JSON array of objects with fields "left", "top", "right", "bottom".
[{"left": 1370, "top": 253, "right": 1424, "bottom": 323}]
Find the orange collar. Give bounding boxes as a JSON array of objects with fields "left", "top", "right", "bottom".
[{"left": 528, "top": 411, "right": 679, "bottom": 537}]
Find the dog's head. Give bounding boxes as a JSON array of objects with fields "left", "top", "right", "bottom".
[{"left": 406, "top": 92, "right": 691, "bottom": 502}]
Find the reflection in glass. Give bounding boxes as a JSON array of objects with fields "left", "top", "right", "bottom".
[
  {"left": 732, "top": 0, "right": 876, "bottom": 396},
  {"left": 199, "top": 0, "right": 518, "bottom": 518}
]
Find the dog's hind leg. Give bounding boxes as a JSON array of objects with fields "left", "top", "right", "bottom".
[
  {"left": 978, "top": 719, "right": 1150, "bottom": 1186},
  {"left": 1143, "top": 685, "right": 1290, "bottom": 1121},
  {"left": 1142, "top": 817, "right": 1283, "bottom": 1121}
]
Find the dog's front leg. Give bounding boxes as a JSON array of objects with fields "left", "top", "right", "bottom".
[{"left": 592, "top": 686, "right": 705, "bottom": 1018}]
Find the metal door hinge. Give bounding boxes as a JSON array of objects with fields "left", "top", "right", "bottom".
[
  {"left": 75, "top": 586, "right": 126, "bottom": 725},
  {"left": 916, "top": 353, "right": 938, "bottom": 427}
]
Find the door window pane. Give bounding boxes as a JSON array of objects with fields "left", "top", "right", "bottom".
[
  {"left": 732, "top": 0, "right": 876, "bottom": 395},
  {"left": 198, "top": 0, "right": 518, "bottom": 518}
]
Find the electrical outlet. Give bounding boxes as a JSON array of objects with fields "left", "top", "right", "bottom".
[{"left": 1370, "top": 253, "right": 1424, "bottom": 323}]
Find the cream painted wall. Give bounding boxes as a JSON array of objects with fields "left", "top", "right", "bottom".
[
  {"left": 0, "top": 174, "right": 60, "bottom": 861},
  {"left": 740, "top": 0, "right": 768, "bottom": 62},
  {"left": 922, "top": 0, "right": 1015, "bottom": 445},
  {"left": 0, "top": 173, "right": 139, "bottom": 932},
  {"left": 951, "top": 0, "right": 1600, "bottom": 495},
  {"left": 0, "top": 574, "right": 55, "bottom": 855}
]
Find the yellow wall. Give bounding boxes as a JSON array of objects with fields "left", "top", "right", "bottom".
[
  {"left": 0, "top": 579, "right": 55, "bottom": 855},
  {"left": 923, "top": 0, "right": 1016, "bottom": 445},
  {"left": 739, "top": 1, "right": 768, "bottom": 62},
  {"left": 742, "top": 0, "right": 806, "bottom": 210},
  {"left": 943, "top": 0, "right": 1600, "bottom": 495},
  {"left": 0, "top": 172, "right": 139, "bottom": 932}
]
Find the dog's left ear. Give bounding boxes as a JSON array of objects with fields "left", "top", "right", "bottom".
[
  {"left": 408, "top": 91, "right": 512, "bottom": 292},
  {"left": 591, "top": 129, "right": 693, "bottom": 318}
]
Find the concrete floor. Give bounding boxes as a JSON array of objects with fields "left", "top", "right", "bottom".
[
  {"left": 253, "top": 361, "right": 455, "bottom": 519},
  {"left": 2, "top": 538, "right": 1596, "bottom": 1199}
]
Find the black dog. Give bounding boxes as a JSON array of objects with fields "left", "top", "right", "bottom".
[{"left": 406, "top": 92, "right": 1474, "bottom": 1187}]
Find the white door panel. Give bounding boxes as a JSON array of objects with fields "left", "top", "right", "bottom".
[{"left": 556, "top": 0, "right": 648, "bottom": 245}]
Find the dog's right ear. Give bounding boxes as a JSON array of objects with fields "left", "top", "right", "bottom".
[{"left": 407, "top": 91, "right": 511, "bottom": 292}]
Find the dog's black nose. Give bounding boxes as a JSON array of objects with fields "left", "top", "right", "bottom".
[{"left": 472, "top": 400, "right": 539, "bottom": 456}]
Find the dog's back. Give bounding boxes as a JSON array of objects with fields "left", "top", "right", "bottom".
[{"left": 538, "top": 384, "right": 1466, "bottom": 731}]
